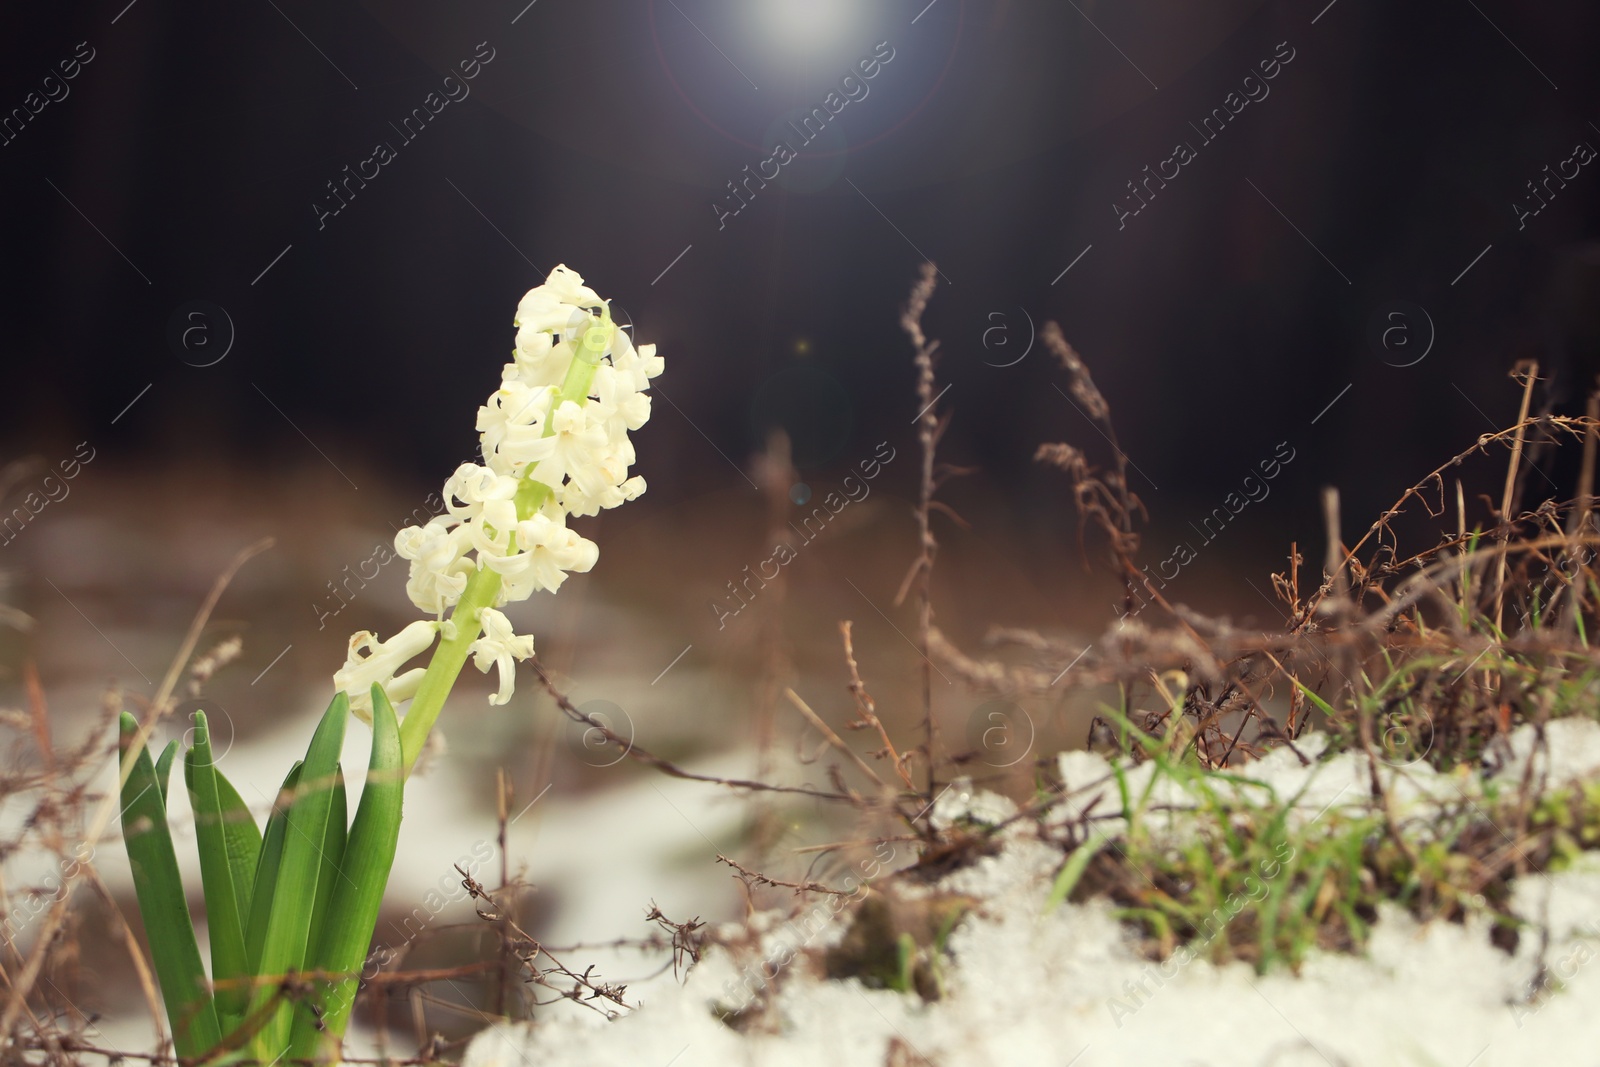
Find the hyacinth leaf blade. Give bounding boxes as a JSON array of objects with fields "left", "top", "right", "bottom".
[
  {"left": 154, "top": 739, "right": 178, "bottom": 805},
  {"left": 117, "top": 713, "right": 222, "bottom": 1057},
  {"left": 184, "top": 709, "right": 263, "bottom": 1024},
  {"left": 246, "top": 692, "right": 348, "bottom": 1058},
  {"left": 290, "top": 683, "right": 405, "bottom": 1061},
  {"left": 306, "top": 763, "right": 348, "bottom": 967},
  {"left": 244, "top": 760, "right": 300, "bottom": 976}
]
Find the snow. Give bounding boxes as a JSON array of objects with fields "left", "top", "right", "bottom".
[
  {"left": 464, "top": 719, "right": 1600, "bottom": 1067},
  {"left": 1052, "top": 729, "right": 1484, "bottom": 841}
]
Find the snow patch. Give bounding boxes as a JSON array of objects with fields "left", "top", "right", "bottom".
[{"left": 464, "top": 721, "right": 1600, "bottom": 1066}]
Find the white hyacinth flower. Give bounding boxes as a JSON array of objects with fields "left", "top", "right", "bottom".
[
  {"left": 594, "top": 364, "right": 653, "bottom": 435},
  {"left": 558, "top": 473, "right": 646, "bottom": 518},
  {"left": 469, "top": 608, "right": 536, "bottom": 706},
  {"left": 335, "top": 620, "right": 440, "bottom": 721},
  {"left": 394, "top": 520, "right": 474, "bottom": 616},
  {"left": 443, "top": 463, "right": 519, "bottom": 524},
  {"left": 531, "top": 401, "right": 613, "bottom": 497},
  {"left": 515, "top": 267, "right": 601, "bottom": 334},
  {"left": 488, "top": 511, "right": 599, "bottom": 601},
  {"left": 365, "top": 264, "right": 660, "bottom": 721},
  {"left": 616, "top": 340, "right": 664, "bottom": 393},
  {"left": 478, "top": 381, "right": 556, "bottom": 471}
]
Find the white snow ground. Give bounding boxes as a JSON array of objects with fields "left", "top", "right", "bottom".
[{"left": 463, "top": 719, "right": 1600, "bottom": 1067}]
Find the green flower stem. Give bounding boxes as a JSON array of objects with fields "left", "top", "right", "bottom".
[
  {"left": 396, "top": 307, "right": 611, "bottom": 775},
  {"left": 397, "top": 557, "right": 502, "bottom": 773}
]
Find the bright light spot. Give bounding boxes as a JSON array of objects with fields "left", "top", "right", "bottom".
[{"left": 750, "top": 0, "right": 862, "bottom": 55}]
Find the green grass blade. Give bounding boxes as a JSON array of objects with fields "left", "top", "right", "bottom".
[
  {"left": 291, "top": 685, "right": 405, "bottom": 1062},
  {"left": 185, "top": 710, "right": 263, "bottom": 1023},
  {"left": 118, "top": 713, "right": 222, "bottom": 1058},
  {"left": 1045, "top": 834, "right": 1108, "bottom": 913},
  {"left": 1292, "top": 678, "right": 1336, "bottom": 719},
  {"left": 248, "top": 693, "right": 349, "bottom": 1059}
]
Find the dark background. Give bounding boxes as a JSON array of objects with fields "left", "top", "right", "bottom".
[{"left": 4, "top": 0, "right": 1600, "bottom": 617}]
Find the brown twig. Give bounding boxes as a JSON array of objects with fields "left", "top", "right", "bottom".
[
  {"left": 83, "top": 866, "right": 167, "bottom": 1049},
  {"left": 1494, "top": 363, "right": 1539, "bottom": 638},
  {"left": 492, "top": 768, "right": 512, "bottom": 1018},
  {"left": 527, "top": 656, "right": 855, "bottom": 803},
  {"left": 1038, "top": 322, "right": 1146, "bottom": 612},
  {"left": 839, "top": 622, "right": 918, "bottom": 791},
  {"left": 455, "top": 865, "right": 633, "bottom": 1016},
  {"left": 1571, "top": 389, "right": 1600, "bottom": 538},
  {"left": 1298, "top": 416, "right": 1594, "bottom": 627},
  {"left": 715, "top": 854, "right": 855, "bottom": 897},
  {"left": 783, "top": 688, "right": 883, "bottom": 796},
  {"left": 896, "top": 261, "right": 948, "bottom": 798}
]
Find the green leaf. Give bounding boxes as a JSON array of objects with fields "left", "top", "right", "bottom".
[
  {"left": 307, "top": 765, "right": 348, "bottom": 953},
  {"left": 247, "top": 693, "right": 349, "bottom": 1060},
  {"left": 154, "top": 740, "right": 178, "bottom": 806},
  {"left": 118, "top": 713, "right": 222, "bottom": 1058},
  {"left": 291, "top": 685, "right": 405, "bottom": 1062},
  {"left": 890, "top": 932, "right": 916, "bottom": 994},
  {"left": 185, "top": 710, "right": 263, "bottom": 1023},
  {"left": 214, "top": 771, "right": 262, "bottom": 928},
  {"left": 245, "top": 761, "right": 302, "bottom": 976}
]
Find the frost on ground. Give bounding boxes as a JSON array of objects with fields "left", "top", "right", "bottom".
[{"left": 464, "top": 719, "right": 1600, "bottom": 1067}]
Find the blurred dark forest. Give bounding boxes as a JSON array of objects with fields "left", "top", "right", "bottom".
[{"left": 3, "top": 0, "right": 1600, "bottom": 621}]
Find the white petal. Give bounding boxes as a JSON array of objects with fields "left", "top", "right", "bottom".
[
  {"left": 335, "top": 621, "right": 440, "bottom": 721},
  {"left": 469, "top": 608, "right": 535, "bottom": 706}
]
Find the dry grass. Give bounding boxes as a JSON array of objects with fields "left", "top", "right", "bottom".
[{"left": 709, "top": 272, "right": 1600, "bottom": 1024}]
